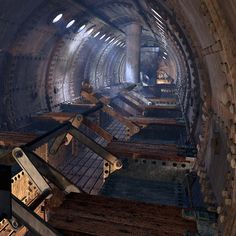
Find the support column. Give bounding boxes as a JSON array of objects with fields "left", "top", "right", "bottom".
[{"left": 125, "top": 22, "right": 141, "bottom": 83}]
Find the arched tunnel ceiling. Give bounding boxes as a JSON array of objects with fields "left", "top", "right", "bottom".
[
  {"left": 1, "top": 1, "right": 236, "bottom": 233},
  {"left": 0, "top": 0, "right": 235, "bottom": 143}
]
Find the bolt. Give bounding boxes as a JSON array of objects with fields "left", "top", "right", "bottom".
[
  {"left": 115, "top": 160, "right": 123, "bottom": 169},
  {"left": 13, "top": 149, "right": 24, "bottom": 158}
]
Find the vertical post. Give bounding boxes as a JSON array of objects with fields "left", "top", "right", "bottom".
[
  {"left": 125, "top": 22, "right": 142, "bottom": 83},
  {"left": 0, "top": 165, "right": 11, "bottom": 221}
]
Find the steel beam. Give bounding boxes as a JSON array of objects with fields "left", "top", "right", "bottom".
[
  {"left": 12, "top": 147, "right": 83, "bottom": 194},
  {"left": 12, "top": 195, "right": 61, "bottom": 236},
  {"left": 12, "top": 147, "right": 51, "bottom": 193},
  {"left": 68, "top": 126, "right": 122, "bottom": 173}
]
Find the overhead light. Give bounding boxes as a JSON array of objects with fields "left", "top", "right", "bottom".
[
  {"left": 105, "top": 36, "right": 111, "bottom": 42},
  {"left": 113, "top": 40, "right": 118, "bottom": 45},
  {"left": 52, "top": 13, "right": 63, "bottom": 23},
  {"left": 163, "top": 56, "right": 167, "bottom": 60},
  {"left": 151, "top": 8, "right": 163, "bottom": 19},
  {"left": 156, "top": 21, "right": 165, "bottom": 30},
  {"left": 109, "top": 38, "right": 115, "bottom": 43},
  {"left": 87, "top": 28, "right": 94, "bottom": 35},
  {"left": 153, "top": 15, "right": 164, "bottom": 26},
  {"left": 78, "top": 24, "right": 86, "bottom": 32},
  {"left": 66, "top": 20, "right": 75, "bottom": 28},
  {"left": 164, "top": 52, "right": 168, "bottom": 55},
  {"left": 94, "top": 31, "right": 100, "bottom": 38},
  {"left": 100, "top": 34, "right": 106, "bottom": 40}
]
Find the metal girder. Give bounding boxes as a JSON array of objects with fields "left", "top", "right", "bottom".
[
  {"left": 12, "top": 147, "right": 51, "bottom": 193},
  {"left": 12, "top": 147, "right": 83, "bottom": 194},
  {"left": 12, "top": 195, "right": 61, "bottom": 236},
  {"left": 68, "top": 126, "right": 122, "bottom": 173}
]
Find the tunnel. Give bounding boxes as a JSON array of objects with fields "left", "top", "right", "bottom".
[{"left": 0, "top": 0, "right": 235, "bottom": 235}]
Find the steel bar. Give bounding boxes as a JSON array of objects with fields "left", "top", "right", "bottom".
[
  {"left": 20, "top": 148, "right": 83, "bottom": 193},
  {"left": 12, "top": 147, "right": 51, "bottom": 193},
  {"left": 68, "top": 126, "right": 122, "bottom": 172},
  {"left": 12, "top": 195, "right": 61, "bottom": 236}
]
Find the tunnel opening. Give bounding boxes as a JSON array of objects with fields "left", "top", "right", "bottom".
[{"left": 1, "top": 0, "right": 236, "bottom": 235}]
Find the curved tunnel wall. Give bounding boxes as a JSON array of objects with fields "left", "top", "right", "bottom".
[
  {"left": 0, "top": 0, "right": 127, "bottom": 130},
  {"left": 0, "top": 0, "right": 235, "bottom": 150}
]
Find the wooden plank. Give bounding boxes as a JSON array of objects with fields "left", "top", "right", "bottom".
[
  {"left": 119, "top": 93, "right": 144, "bottom": 112},
  {"left": 33, "top": 112, "right": 115, "bottom": 142},
  {"left": 0, "top": 132, "right": 38, "bottom": 147},
  {"left": 33, "top": 112, "right": 75, "bottom": 123},
  {"left": 81, "top": 91, "right": 140, "bottom": 135},
  {"left": 48, "top": 193, "right": 197, "bottom": 236},
  {"left": 106, "top": 141, "right": 190, "bottom": 162},
  {"left": 82, "top": 117, "right": 115, "bottom": 142},
  {"left": 149, "top": 98, "right": 177, "bottom": 104},
  {"left": 143, "top": 105, "right": 179, "bottom": 110},
  {"left": 128, "top": 117, "right": 185, "bottom": 126}
]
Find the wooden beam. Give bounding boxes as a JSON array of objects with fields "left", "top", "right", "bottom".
[
  {"left": 128, "top": 117, "right": 185, "bottom": 126},
  {"left": 143, "top": 105, "right": 179, "bottom": 110},
  {"left": 68, "top": 127, "right": 122, "bottom": 172},
  {"left": 81, "top": 91, "right": 140, "bottom": 135},
  {"left": 34, "top": 112, "right": 115, "bottom": 143},
  {"left": 0, "top": 132, "right": 38, "bottom": 147},
  {"left": 118, "top": 93, "right": 144, "bottom": 112},
  {"left": 106, "top": 141, "right": 191, "bottom": 162},
  {"left": 149, "top": 98, "right": 177, "bottom": 104},
  {"left": 33, "top": 112, "right": 75, "bottom": 123},
  {"left": 48, "top": 193, "right": 197, "bottom": 235},
  {"left": 82, "top": 117, "right": 115, "bottom": 142}
]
